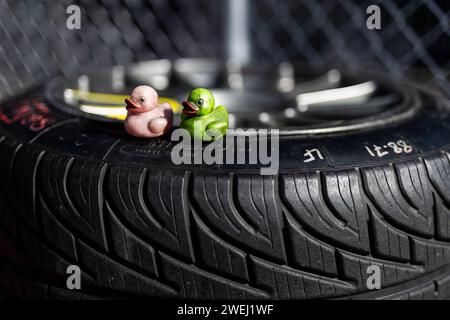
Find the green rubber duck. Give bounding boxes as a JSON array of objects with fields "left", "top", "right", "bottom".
[{"left": 180, "top": 88, "right": 228, "bottom": 141}]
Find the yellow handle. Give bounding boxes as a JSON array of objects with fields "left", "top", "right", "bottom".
[{"left": 65, "top": 89, "right": 182, "bottom": 120}]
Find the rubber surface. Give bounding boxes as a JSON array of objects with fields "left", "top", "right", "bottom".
[{"left": 1, "top": 81, "right": 450, "bottom": 300}]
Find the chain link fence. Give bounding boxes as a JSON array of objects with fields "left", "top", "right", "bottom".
[{"left": 0, "top": 0, "right": 449, "bottom": 99}]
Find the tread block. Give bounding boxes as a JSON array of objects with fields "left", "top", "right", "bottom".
[
  {"left": 107, "top": 205, "right": 158, "bottom": 277},
  {"left": 0, "top": 140, "right": 40, "bottom": 228},
  {"left": 434, "top": 200, "right": 450, "bottom": 241},
  {"left": 362, "top": 164, "right": 433, "bottom": 237},
  {"left": 107, "top": 167, "right": 194, "bottom": 262},
  {"left": 424, "top": 152, "right": 450, "bottom": 203},
  {"left": 370, "top": 209, "right": 410, "bottom": 262},
  {"left": 250, "top": 256, "right": 353, "bottom": 299},
  {"left": 436, "top": 274, "right": 450, "bottom": 299},
  {"left": 192, "top": 174, "right": 286, "bottom": 263},
  {"left": 0, "top": 227, "right": 27, "bottom": 265},
  {"left": 78, "top": 241, "right": 175, "bottom": 297},
  {"left": 338, "top": 251, "right": 422, "bottom": 289},
  {"left": 39, "top": 195, "right": 77, "bottom": 261},
  {"left": 20, "top": 232, "right": 86, "bottom": 285},
  {"left": 38, "top": 155, "right": 108, "bottom": 249},
  {"left": 0, "top": 259, "right": 48, "bottom": 299},
  {"left": 192, "top": 212, "right": 249, "bottom": 282},
  {"left": 384, "top": 282, "right": 437, "bottom": 300},
  {"left": 411, "top": 237, "right": 450, "bottom": 270},
  {"left": 407, "top": 283, "right": 437, "bottom": 300},
  {"left": 424, "top": 153, "right": 450, "bottom": 240},
  {"left": 284, "top": 213, "right": 338, "bottom": 277},
  {"left": 0, "top": 222, "right": 94, "bottom": 288},
  {"left": 281, "top": 171, "right": 369, "bottom": 253},
  {"left": 159, "top": 252, "right": 266, "bottom": 299},
  {"left": 9, "top": 145, "right": 44, "bottom": 229},
  {"left": 0, "top": 192, "right": 19, "bottom": 239}
]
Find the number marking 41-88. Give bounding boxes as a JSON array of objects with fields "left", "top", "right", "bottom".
[{"left": 365, "top": 140, "right": 413, "bottom": 158}]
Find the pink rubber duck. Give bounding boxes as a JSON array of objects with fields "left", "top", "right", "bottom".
[{"left": 124, "top": 85, "right": 173, "bottom": 138}]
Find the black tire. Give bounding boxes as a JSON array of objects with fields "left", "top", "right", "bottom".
[{"left": 1, "top": 74, "right": 450, "bottom": 300}]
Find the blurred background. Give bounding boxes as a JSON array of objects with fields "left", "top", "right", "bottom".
[{"left": 0, "top": 0, "right": 449, "bottom": 100}]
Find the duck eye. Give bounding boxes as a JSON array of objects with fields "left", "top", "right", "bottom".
[
  {"left": 139, "top": 96, "right": 145, "bottom": 103},
  {"left": 197, "top": 99, "right": 204, "bottom": 106}
]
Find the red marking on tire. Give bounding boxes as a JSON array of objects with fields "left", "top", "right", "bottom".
[{"left": 0, "top": 100, "right": 56, "bottom": 131}]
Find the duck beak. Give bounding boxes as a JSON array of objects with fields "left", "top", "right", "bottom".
[
  {"left": 125, "top": 98, "right": 139, "bottom": 111},
  {"left": 182, "top": 101, "right": 199, "bottom": 116}
]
